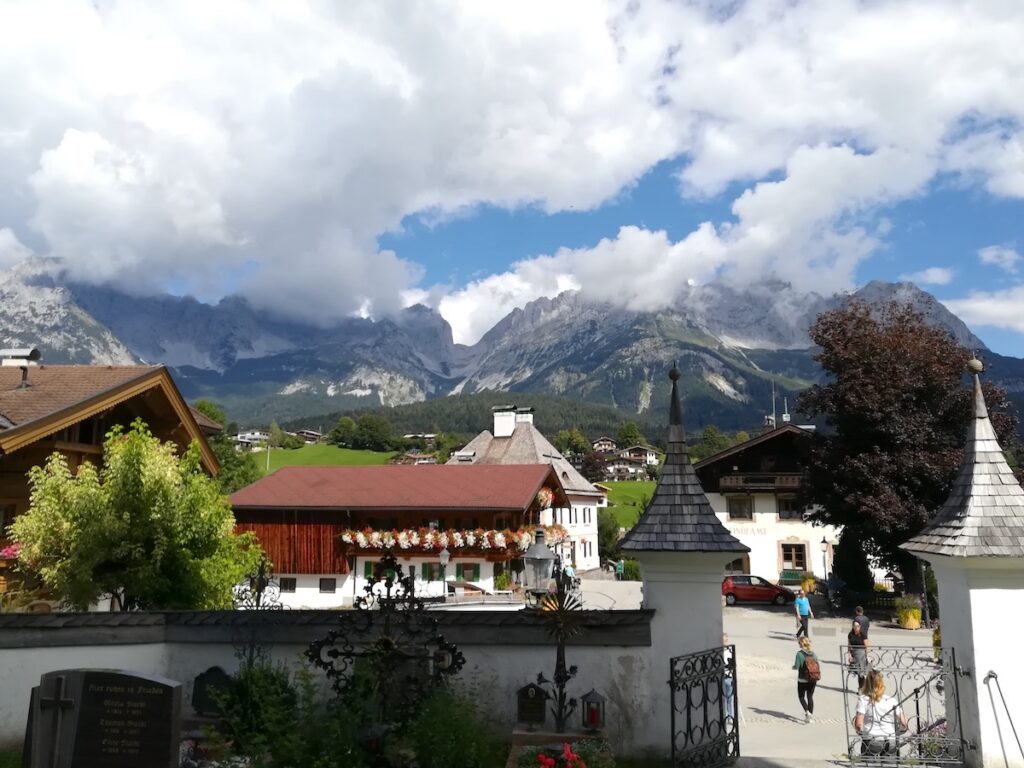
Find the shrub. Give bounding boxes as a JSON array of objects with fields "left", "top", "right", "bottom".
[
  {"left": 407, "top": 687, "right": 506, "bottom": 768},
  {"left": 872, "top": 582, "right": 890, "bottom": 592},
  {"left": 894, "top": 595, "right": 921, "bottom": 612},
  {"left": 622, "top": 559, "right": 641, "bottom": 581},
  {"left": 495, "top": 571, "right": 512, "bottom": 591},
  {"left": 800, "top": 573, "right": 817, "bottom": 594}
]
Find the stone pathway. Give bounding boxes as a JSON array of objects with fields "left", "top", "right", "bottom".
[{"left": 724, "top": 602, "right": 933, "bottom": 764}]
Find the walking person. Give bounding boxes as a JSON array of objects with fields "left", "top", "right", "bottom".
[
  {"left": 854, "top": 669, "right": 909, "bottom": 758},
  {"left": 847, "top": 619, "right": 870, "bottom": 690},
  {"left": 794, "top": 589, "right": 813, "bottom": 638},
  {"left": 792, "top": 636, "right": 821, "bottom": 723},
  {"left": 853, "top": 605, "right": 870, "bottom": 638},
  {"left": 722, "top": 633, "right": 735, "bottom": 723}
]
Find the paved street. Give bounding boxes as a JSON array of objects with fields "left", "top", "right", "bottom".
[{"left": 724, "top": 601, "right": 933, "bottom": 763}]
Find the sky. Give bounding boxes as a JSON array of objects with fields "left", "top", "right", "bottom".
[{"left": 1, "top": 1, "right": 1023, "bottom": 353}]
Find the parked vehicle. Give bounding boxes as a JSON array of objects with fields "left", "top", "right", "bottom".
[{"left": 722, "top": 574, "right": 796, "bottom": 606}]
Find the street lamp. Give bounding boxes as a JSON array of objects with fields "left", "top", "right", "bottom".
[
  {"left": 523, "top": 528, "right": 556, "bottom": 595},
  {"left": 438, "top": 546, "right": 450, "bottom": 599},
  {"left": 820, "top": 537, "right": 829, "bottom": 582}
]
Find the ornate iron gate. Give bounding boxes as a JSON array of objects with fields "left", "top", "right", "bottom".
[
  {"left": 670, "top": 644, "right": 739, "bottom": 767},
  {"left": 841, "top": 645, "right": 967, "bottom": 765}
]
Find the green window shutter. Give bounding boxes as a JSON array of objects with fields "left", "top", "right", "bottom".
[
  {"left": 439, "top": 564, "right": 446, "bottom": 581},
  {"left": 473, "top": 564, "right": 481, "bottom": 582},
  {"left": 364, "top": 561, "right": 373, "bottom": 580},
  {"left": 456, "top": 563, "right": 464, "bottom": 580},
  {"left": 421, "top": 563, "right": 429, "bottom": 581}
]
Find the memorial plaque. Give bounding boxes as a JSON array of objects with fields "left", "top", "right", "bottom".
[
  {"left": 516, "top": 682, "right": 547, "bottom": 728},
  {"left": 30, "top": 669, "right": 181, "bottom": 768},
  {"left": 191, "top": 666, "right": 232, "bottom": 717}
]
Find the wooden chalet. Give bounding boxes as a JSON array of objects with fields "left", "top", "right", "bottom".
[
  {"left": 229, "top": 464, "right": 570, "bottom": 607},
  {"left": 0, "top": 364, "right": 220, "bottom": 582}
]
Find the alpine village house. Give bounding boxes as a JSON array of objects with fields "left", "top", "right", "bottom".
[
  {"left": 0, "top": 358, "right": 221, "bottom": 595},
  {"left": 230, "top": 464, "right": 570, "bottom": 608}
]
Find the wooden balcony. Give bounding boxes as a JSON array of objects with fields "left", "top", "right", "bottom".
[{"left": 718, "top": 473, "right": 804, "bottom": 491}]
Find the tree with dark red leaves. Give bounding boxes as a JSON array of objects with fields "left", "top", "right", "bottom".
[{"left": 798, "top": 300, "right": 1019, "bottom": 591}]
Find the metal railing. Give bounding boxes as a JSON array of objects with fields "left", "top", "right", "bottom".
[{"left": 983, "top": 671, "right": 1024, "bottom": 768}]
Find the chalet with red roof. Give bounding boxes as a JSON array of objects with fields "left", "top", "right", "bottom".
[{"left": 230, "top": 464, "right": 569, "bottom": 608}]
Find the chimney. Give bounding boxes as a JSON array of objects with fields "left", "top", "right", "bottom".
[
  {"left": 782, "top": 397, "right": 791, "bottom": 423},
  {"left": 0, "top": 348, "right": 41, "bottom": 389},
  {"left": 492, "top": 405, "right": 517, "bottom": 438},
  {"left": 514, "top": 407, "right": 534, "bottom": 427}
]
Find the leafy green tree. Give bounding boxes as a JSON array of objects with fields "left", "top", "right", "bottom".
[
  {"left": 552, "top": 429, "right": 573, "bottom": 455},
  {"left": 798, "top": 300, "right": 1018, "bottom": 591},
  {"left": 192, "top": 399, "right": 262, "bottom": 494},
  {"left": 354, "top": 414, "right": 394, "bottom": 452},
  {"left": 10, "top": 420, "right": 263, "bottom": 610},
  {"left": 566, "top": 427, "right": 590, "bottom": 455},
  {"left": 432, "top": 432, "right": 463, "bottom": 463},
  {"left": 597, "top": 507, "right": 621, "bottom": 562},
  {"left": 329, "top": 416, "right": 358, "bottom": 447},
  {"left": 734, "top": 430, "right": 750, "bottom": 445},
  {"left": 268, "top": 421, "right": 287, "bottom": 449},
  {"left": 616, "top": 422, "right": 645, "bottom": 447},
  {"left": 282, "top": 433, "right": 305, "bottom": 450},
  {"left": 690, "top": 425, "right": 733, "bottom": 462},
  {"left": 193, "top": 399, "right": 226, "bottom": 427},
  {"left": 580, "top": 451, "right": 607, "bottom": 483}
]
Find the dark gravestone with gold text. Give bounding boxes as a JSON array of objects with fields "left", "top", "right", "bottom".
[
  {"left": 516, "top": 682, "right": 547, "bottom": 731},
  {"left": 28, "top": 669, "right": 181, "bottom": 768}
]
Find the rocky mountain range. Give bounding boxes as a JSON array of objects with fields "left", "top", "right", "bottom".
[{"left": 0, "top": 257, "right": 1013, "bottom": 428}]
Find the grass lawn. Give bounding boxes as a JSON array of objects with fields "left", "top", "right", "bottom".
[
  {"left": 604, "top": 480, "right": 656, "bottom": 528},
  {"left": 264, "top": 444, "right": 397, "bottom": 472},
  {"left": 0, "top": 749, "right": 20, "bottom": 768}
]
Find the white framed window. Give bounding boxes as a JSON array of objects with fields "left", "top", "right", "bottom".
[{"left": 727, "top": 496, "right": 753, "bottom": 521}]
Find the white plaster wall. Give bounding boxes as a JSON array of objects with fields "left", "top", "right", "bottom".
[
  {"left": 552, "top": 501, "right": 601, "bottom": 572},
  {"left": 276, "top": 573, "right": 356, "bottom": 609},
  {"left": 707, "top": 492, "right": 842, "bottom": 580},
  {"left": 634, "top": 552, "right": 732, "bottom": 753},
  {"left": 0, "top": 644, "right": 169, "bottom": 748},
  {"left": 967, "top": 566, "right": 1024, "bottom": 768}
]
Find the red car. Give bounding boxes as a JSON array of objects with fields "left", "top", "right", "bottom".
[{"left": 722, "top": 575, "right": 796, "bottom": 606}]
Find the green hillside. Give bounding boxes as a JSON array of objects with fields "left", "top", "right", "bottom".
[
  {"left": 603, "top": 480, "right": 656, "bottom": 528},
  {"left": 263, "top": 444, "right": 396, "bottom": 473}
]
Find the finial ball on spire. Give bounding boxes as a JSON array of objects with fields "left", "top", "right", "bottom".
[
  {"left": 966, "top": 358, "right": 984, "bottom": 374},
  {"left": 669, "top": 364, "right": 681, "bottom": 381}
]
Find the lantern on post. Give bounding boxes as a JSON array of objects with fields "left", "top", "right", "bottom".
[
  {"left": 580, "top": 689, "right": 606, "bottom": 732},
  {"left": 523, "top": 528, "right": 556, "bottom": 595}
]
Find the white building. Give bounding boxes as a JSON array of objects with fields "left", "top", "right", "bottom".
[
  {"left": 233, "top": 429, "right": 269, "bottom": 451},
  {"left": 449, "top": 406, "right": 604, "bottom": 571},
  {"left": 592, "top": 436, "right": 617, "bottom": 453},
  {"left": 618, "top": 444, "right": 662, "bottom": 466},
  {"left": 694, "top": 424, "right": 842, "bottom": 582}
]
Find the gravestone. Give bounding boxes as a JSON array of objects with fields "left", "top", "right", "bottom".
[
  {"left": 191, "top": 666, "right": 232, "bottom": 718},
  {"left": 516, "top": 682, "right": 547, "bottom": 731},
  {"left": 28, "top": 669, "right": 181, "bottom": 768}
]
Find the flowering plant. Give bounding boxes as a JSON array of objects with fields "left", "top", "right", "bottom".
[
  {"left": 339, "top": 525, "right": 568, "bottom": 553},
  {"left": 0, "top": 543, "right": 21, "bottom": 560},
  {"left": 535, "top": 486, "right": 555, "bottom": 509}
]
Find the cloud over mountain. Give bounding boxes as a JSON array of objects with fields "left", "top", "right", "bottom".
[{"left": 1, "top": 1, "right": 1023, "bottom": 341}]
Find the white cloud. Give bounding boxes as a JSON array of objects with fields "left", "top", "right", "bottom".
[
  {"left": 898, "top": 267, "right": 954, "bottom": 286},
  {"left": 978, "top": 245, "right": 1021, "bottom": 273},
  {"left": 945, "top": 287, "right": 1024, "bottom": 333},
  {"left": 0, "top": 228, "right": 31, "bottom": 269},
  {"left": 0, "top": 1, "right": 1023, "bottom": 333}
]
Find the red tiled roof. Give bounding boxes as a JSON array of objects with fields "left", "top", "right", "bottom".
[
  {"left": 0, "top": 365, "right": 159, "bottom": 429},
  {"left": 230, "top": 464, "right": 557, "bottom": 511}
]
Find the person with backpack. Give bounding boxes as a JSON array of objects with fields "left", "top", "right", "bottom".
[{"left": 793, "top": 636, "right": 821, "bottom": 723}]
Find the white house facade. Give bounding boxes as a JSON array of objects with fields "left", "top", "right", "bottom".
[
  {"left": 449, "top": 406, "right": 603, "bottom": 572},
  {"left": 694, "top": 425, "right": 841, "bottom": 583}
]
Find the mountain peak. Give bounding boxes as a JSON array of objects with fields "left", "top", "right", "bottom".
[{"left": 852, "top": 280, "right": 987, "bottom": 351}]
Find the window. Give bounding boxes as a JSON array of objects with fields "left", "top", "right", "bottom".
[
  {"left": 319, "top": 578, "right": 337, "bottom": 593},
  {"left": 364, "top": 562, "right": 396, "bottom": 580},
  {"left": 421, "top": 562, "right": 444, "bottom": 581},
  {"left": 724, "top": 558, "right": 746, "bottom": 574},
  {"left": 727, "top": 497, "right": 753, "bottom": 520},
  {"left": 777, "top": 497, "right": 803, "bottom": 520},
  {"left": 583, "top": 507, "right": 591, "bottom": 524},
  {"left": 781, "top": 544, "right": 807, "bottom": 571},
  {"left": 730, "top": 575, "right": 751, "bottom": 585},
  {"left": 455, "top": 563, "right": 480, "bottom": 582},
  {"left": 279, "top": 577, "right": 297, "bottom": 593}
]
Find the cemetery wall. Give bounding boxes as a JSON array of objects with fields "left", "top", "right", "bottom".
[{"left": 0, "top": 609, "right": 655, "bottom": 748}]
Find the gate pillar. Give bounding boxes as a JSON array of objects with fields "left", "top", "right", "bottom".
[
  {"left": 620, "top": 366, "right": 749, "bottom": 755},
  {"left": 903, "top": 360, "right": 1024, "bottom": 768}
]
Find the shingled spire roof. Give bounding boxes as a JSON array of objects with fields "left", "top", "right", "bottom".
[
  {"left": 903, "top": 359, "right": 1024, "bottom": 558},
  {"left": 619, "top": 366, "right": 748, "bottom": 554}
]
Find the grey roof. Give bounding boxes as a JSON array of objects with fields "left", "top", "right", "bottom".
[
  {"left": 619, "top": 367, "right": 749, "bottom": 554},
  {"left": 448, "top": 424, "right": 602, "bottom": 497},
  {"left": 903, "top": 363, "right": 1024, "bottom": 558}
]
